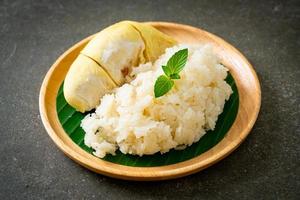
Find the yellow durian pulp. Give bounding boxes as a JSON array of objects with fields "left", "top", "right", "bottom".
[
  {"left": 127, "top": 21, "right": 177, "bottom": 62},
  {"left": 63, "top": 54, "right": 116, "bottom": 112},
  {"left": 64, "top": 21, "right": 177, "bottom": 112},
  {"left": 81, "top": 21, "right": 146, "bottom": 85}
]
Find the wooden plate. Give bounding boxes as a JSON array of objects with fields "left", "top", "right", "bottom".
[{"left": 39, "top": 22, "right": 261, "bottom": 181}]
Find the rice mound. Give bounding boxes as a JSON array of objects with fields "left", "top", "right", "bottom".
[{"left": 81, "top": 44, "right": 232, "bottom": 158}]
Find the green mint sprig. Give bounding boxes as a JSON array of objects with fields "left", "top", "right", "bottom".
[{"left": 154, "top": 48, "right": 188, "bottom": 98}]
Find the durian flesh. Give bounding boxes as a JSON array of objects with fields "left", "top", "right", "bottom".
[
  {"left": 81, "top": 21, "right": 145, "bottom": 85},
  {"left": 64, "top": 21, "right": 177, "bottom": 112},
  {"left": 128, "top": 21, "right": 176, "bottom": 62},
  {"left": 63, "top": 54, "right": 117, "bottom": 113}
]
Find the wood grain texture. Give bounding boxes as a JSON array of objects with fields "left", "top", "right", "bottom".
[{"left": 39, "top": 22, "right": 261, "bottom": 181}]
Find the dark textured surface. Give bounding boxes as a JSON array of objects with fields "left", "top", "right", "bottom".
[{"left": 0, "top": 0, "right": 299, "bottom": 199}]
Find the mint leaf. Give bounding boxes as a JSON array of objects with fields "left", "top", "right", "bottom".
[
  {"left": 162, "top": 65, "right": 171, "bottom": 77},
  {"left": 154, "top": 75, "right": 174, "bottom": 98},
  {"left": 154, "top": 48, "right": 188, "bottom": 98},
  {"left": 170, "top": 73, "right": 180, "bottom": 79},
  {"left": 166, "top": 48, "right": 188, "bottom": 74}
]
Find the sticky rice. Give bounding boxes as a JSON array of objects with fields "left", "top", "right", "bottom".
[{"left": 81, "top": 44, "right": 232, "bottom": 158}]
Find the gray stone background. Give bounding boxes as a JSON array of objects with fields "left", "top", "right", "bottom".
[{"left": 0, "top": 0, "right": 299, "bottom": 199}]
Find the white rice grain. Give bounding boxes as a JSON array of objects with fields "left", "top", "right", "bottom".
[{"left": 81, "top": 44, "right": 232, "bottom": 158}]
